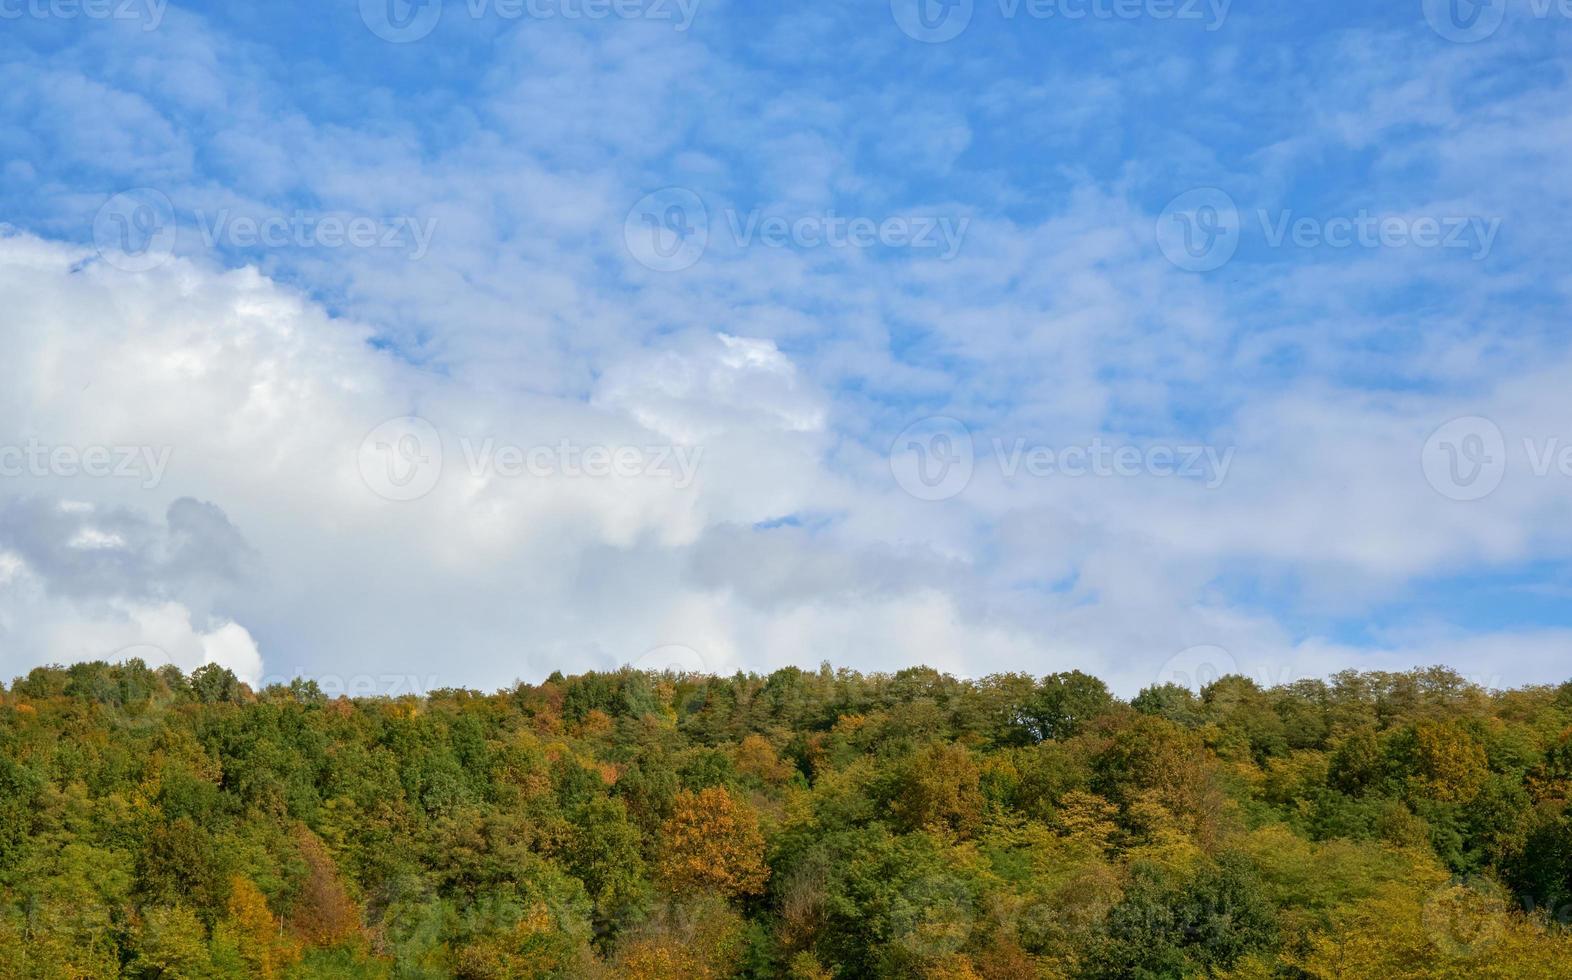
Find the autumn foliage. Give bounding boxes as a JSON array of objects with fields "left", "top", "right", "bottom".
[
  {"left": 2, "top": 659, "right": 1572, "bottom": 977},
  {"left": 657, "top": 786, "right": 769, "bottom": 898}
]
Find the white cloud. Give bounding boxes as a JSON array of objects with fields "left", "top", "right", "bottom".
[{"left": 2, "top": 12, "right": 1570, "bottom": 698}]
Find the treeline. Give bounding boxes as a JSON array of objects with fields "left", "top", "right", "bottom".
[{"left": 2, "top": 660, "right": 1571, "bottom": 978}]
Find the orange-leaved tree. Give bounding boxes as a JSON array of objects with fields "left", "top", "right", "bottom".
[{"left": 656, "top": 786, "right": 768, "bottom": 898}]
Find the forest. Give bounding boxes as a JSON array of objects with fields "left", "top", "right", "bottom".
[{"left": 2, "top": 659, "right": 1571, "bottom": 978}]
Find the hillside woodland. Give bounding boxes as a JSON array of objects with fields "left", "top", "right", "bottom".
[{"left": 3, "top": 661, "right": 1572, "bottom": 978}]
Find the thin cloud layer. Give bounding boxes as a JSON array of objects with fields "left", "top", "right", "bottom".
[{"left": 0, "top": 3, "right": 1568, "bottom": 694}]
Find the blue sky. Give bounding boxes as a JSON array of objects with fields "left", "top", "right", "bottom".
[{"left": 0, "top": 0, "right": 1568, "bottom": 694}]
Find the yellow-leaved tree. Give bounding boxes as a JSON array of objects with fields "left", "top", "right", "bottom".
[{"left": 656, "top": 786, "right": 768, "bottom": 898}]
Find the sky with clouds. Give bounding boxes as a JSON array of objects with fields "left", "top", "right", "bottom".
[{"left": 0, "top": 0, "right": 1568, "bottom": 695}]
